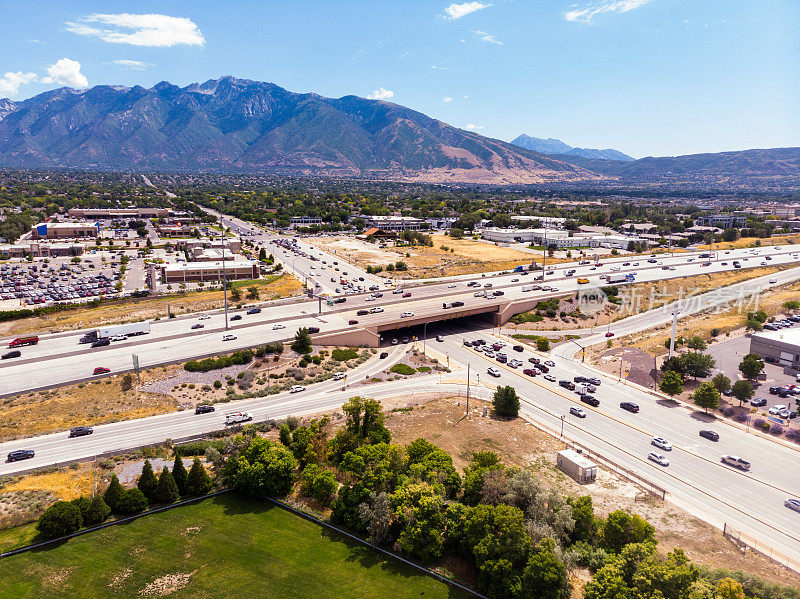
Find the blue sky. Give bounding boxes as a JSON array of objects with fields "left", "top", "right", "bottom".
[{"left": 0, "top": 0, "right": 798, "bottom": 158}]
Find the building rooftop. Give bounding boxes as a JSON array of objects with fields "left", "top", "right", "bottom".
[{"left": 751, "top": 329, "right": 800, "bottom": 346}]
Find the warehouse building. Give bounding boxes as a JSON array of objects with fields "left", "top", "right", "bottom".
[
  {"left": 160, "top": 260, "right": 258, "bottom": 284},
  {"left": 67, "top": 207, "right": 172, "bottom": 219},
  {"left": 481, "top": 228, "right": 644, "bottom": 249},
  {"left": 31, "top": 222, "right": 99, "bottom": 240},
  {"left": 749, "top": 329, "right": 800, "bottom": 370}
]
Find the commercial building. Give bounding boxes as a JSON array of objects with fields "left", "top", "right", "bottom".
[
  {"left": 157, "top": 224, "right": 195, "bottom": 237},
  {"left": 0, "top": 242, "right": 85, "bottom": 259},
  {"left": 749, "top": 329, "right": 800, "bottom": 370},
  {"left": 31, "top": 222, "right": 99, "bottom": 240},
  {"left": 191, "top": 248, "right": 238, "bottom": 262},
  {"left": 290, "top": 216, "right": 323, "bottom": 227},
  {"left": 160, "top": 260, "right": 258, "bottom": 284},
  {"left": 356, "top": 215, "right": 425, "bottom": 231},
  {"left": 481, "top": 228, "right": 644, "bottom": 249},
  {"left": 176, "top": 239, "right": 242, "bottom": 255},
  {"left": 695, "top": 214, "right": 748, "bottom": 228},
  {"left": 67, "top": 207, "right": 172, "bottom": 219}
]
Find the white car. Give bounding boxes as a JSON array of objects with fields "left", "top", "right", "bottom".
[
  {"left": 570, "top": 406, "right": 587, "bottom": 418},
  {"left": 222, "top": 334, "right": 237, "bottom": 341},
  {"left": 651, "top": 437, "right": 672, "bottom": 451},
  {"left": 370, "top": 307, "right": 384, "bottom": 313},
  {"left": 769, "top": 278, "right": 777, "bottom": 284},
  {"left": 401, "top": 312, "right": 414, "bottom": 318},
  {"left": 474, "top": 291, "right": 486, "bottom": 297},
  {"left": 769, "top": 404, "right": 788, "bottom": 415},
  {"left": 543, "top": 374, "right": 556, "bottom": 382},
  {"left": 273, "top": 324, "right": 286, "bottom": 330},
  {"left": 110, "top": 335, "right": 128, "bottom": 341},
  {"left": 290, "top": 385, "right": 306, "bottom": 393},
  {"left": 785, "top": 498, "right": 800, "bottom": 513},
  {"left": 648, "top": 452, "right": 669, "bottom": 466},
  {"left": 544, "top": 360, "right": 555, "bottom": 367},
  {"left": 487, "top": 367, "right": 501, "bottom": 378},
  {"left": 198, "top": 315, "right": 211, "bottom": 320},
  {"left": 448, "top": 283, "right": 457, "bottom": 288},
  {"left": 364, "top": 296, "right": 376, "bottom": 301}
]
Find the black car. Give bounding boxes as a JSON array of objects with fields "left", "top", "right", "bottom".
[
  {"left": 536, "top": 365, "right": 549, "bottom": 373},
  {"left": 231, "top": 314, "right": 243, "bottom": 321},
  {"left": 559, "top": 380, "right": 575, "bottom": 390},
  {"left": 195, "top": 405, "right": 215, "bottom": 414},
  {"left": 699, "top": 430, "right": 719, "bottom": 441},
  {"left": 1, "top": 350, "right": 21, "bottom": 359},
  {"left": 528, "top": 357, "right": 540, "bottom": 364},
  {"left": 307, "top": 327, "right": 320, "bottom": 333},
  {"left": 190, "top": 323, "right": 204, "bottom": 330},
  {"left": 496, "top": 354, "right": 507, "bottom": 363},
  {"left": 91, "top": 338, "right": 111, "bottom": 347},
  {"left": 380, "top": 351, "right": 389, "bottom": 359},
  {"left": 463, "top": 339, "right": 473, "bottom": 347},
  {"left": 357, "top": 309, "right": 369, "bottom": 316},
  {"left": 512, "top": 345, "right": 524, "bottom": 352},
  {"left": 580, "top": 395, "right": 600, "bottom": 407},
  {"left": 573, "top": 376, "right": 585, "bottom": 383},
  {"left": 587, "top": 377, "right": 601, "bottom": 386},
  {"left": 247, "top": 307, "right": 262, "bottom": 314},
  {"left": 750, "top": 397, "right": 768, "bottom": 407},
  {"left": 69, "top": 426, "right": 93, "bottom": 437},
  {"left": 768, "top": 386, "right": 781, "bottom": 395},
  {"left": 620, "top": 401, "right": 640, "bottom": 413},
  {"left": 7, "top": 449, "right": 35, "bottom": 462}
]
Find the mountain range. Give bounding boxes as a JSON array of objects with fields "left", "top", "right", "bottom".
[
  {"left": 0, "top": 77, "right": 601, "bottom": 185},
  {"left": 511, "top": 134, "right": 634, "bottom": 161}
]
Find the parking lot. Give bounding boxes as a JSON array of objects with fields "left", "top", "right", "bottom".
[{"left": 0, "top": 251, "right": 128, "bottom": 307}]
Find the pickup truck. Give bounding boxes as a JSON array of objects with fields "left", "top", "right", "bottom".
[
  {"left": 225, "top": 412, "right": 253, "bottom": 425},
  {"left": 721, "top": 455, "right": 750, "bottom": 471}
]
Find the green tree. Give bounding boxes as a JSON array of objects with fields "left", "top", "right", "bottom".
[
  {"left": 394, "top": 261, "right": 408, "bottom": 271},
  {"left": 730, "top": 380, "right": 754, "bottom": 406},
  {"left": 600, "top": 510, "right": 655, "bottom": 553},
  {"left": 357, "top": 491, "right": 395, "bottom": 546},
  {"left": 115, "top": 489, "right": 148, "bottom": 514},
  {"left": 693, "top": 382, "right": 720, "bottom": 413},
  {"left": 522, "top": 538, "right": 571, "bottom": 599},
  {"left": 247, "top": 285, "right": 260, "bottom": 300},
  {"left": 738, "top": 353, "right": 764, "bottom": 380},
  {"left": 258, "top": 248, "right": 267, "bottom": 261},
  {"left": 569, "top": 495, "right": 597, "bottom": 544},
  {"left": 449, "top": 227, "right": 464, "bottom": 239},
  {"left": 659, "top": 370, "right": 684, "bottom": 397},
  {"left": 680, "top": 352, "right": 715, "bottom": 379},
  {"left": 137, "top": 459, "right": 159, "bottom": 502},
  {"left": 82, "top": 496, "right": 111, "bottom": 526},
  {"left": 230, "top": 286, "right": 242, "bottom": 301},
  {"left": 103, "top": 474, "right": 124, "bottom": 512},
  {"left": 231, "top": 438, "right": 298, "bottom": 497},
  {"left": 292, "top": 327, "right": 312, "bottom": 354},
  {"left": 37, "top": 501, "right": 83, "bottom": 540},
  {"left": 172, "top": 454, "right": 189, "bottom": 496},
  {"left": 154, "top": 466, "right": 180, "bottom": 504},
  {"left": 745, "top": 317, "right": 763, "bottom": 332},
  {"left": 391, "top": 483, "right": 446, "bottom": 564},
  {"left": 715, "top": 578, "right": 745, "bottom": 599},
  {"left": 536, "top": 337, "right": 551, "bottom": 352},
  {"left": 493, "top": 385, "right": 520, "bottom": 418},
  {"left": 661, "top": 355, "right": 685, "bottom": 376},
  {"left": 279, "top": 423, "right": 292, "bottom": 446},
  {"left": 712, "top": 373, "right": 731, "bottom": 394},
  {"left": 186, "top": 458, "right": 214, "bottom": 496},
  {"left": 687, "top": 336, "right": 707, "bottom": 350}
]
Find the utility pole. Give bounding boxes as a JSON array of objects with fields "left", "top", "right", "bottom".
[
  {"left": 466, "top": 363, "right": 470, "bottom": 415},
  {"left": 220, "top": 218, "right": 229, "bottom": 330},
  {"left": 542, "top": 225, "right": 548, "bottom": 281},
  {"left": 669, "top": 309, "right": 679, "bottom": 359},
  {"left": 92, "top": 455, "right": 97, "bottom": 498}
]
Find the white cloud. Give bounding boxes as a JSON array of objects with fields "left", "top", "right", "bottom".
[
  {"left": 41, "top": 58, "right": 88, "bottom": 88},
  {"left": 66, "top": 13, "right": 205, "bottom": 47},
  {"left": 444, "top": 2, "right": 490, "bottom": 20},
  {"left": 431, "top": 64, "right": 449, "bottom": 70},
  {"left": 367, "top": 87, "right": 394, "bottom": 100},
  {"left": 473, "top": 30, "right": 503, "bottom": 44},
  {"left": 465, "top": 123, "right": 483, "bottom": 130},
  {"left": 442, "top": 96, "right": 453, "bottom": 103},
  {"left": 564, "top": 0, "right": 653, "bottom": 24},
  {"left": 0, "top": 71, "right": 38, "bottom": 97},
  {"left": 112, "top": 59, "right": 154, "bottom": 70}
]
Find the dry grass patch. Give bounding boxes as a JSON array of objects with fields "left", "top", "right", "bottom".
[
  {"left": 1, "top": 464, "right": 93, "bottom": 501},
  {"left": 1, "top": 273, "right": 303, "bottom": 336},
  {"left": 695, "top": 233, "right": 800, "bottom": 251}
]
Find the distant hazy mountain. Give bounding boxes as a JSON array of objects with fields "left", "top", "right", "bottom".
[
  {"left": 554, "top": 148, "right": 800, "bottom": 189},
  {"left": 511, "top": 134, "right": 634, "bottom": 161},
  {"left": 0, "top": 77, "right": 603, "bottom": 185}
]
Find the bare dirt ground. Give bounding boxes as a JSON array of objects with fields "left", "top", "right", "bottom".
[
  {"left": 696, "top": 233, "right": 800, "bottom": 252},
  {"left": 0, "top": 273, "right": 303, "bottom": 336}
]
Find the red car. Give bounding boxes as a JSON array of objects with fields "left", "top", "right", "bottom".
[
  {"left": 523, "top": 368, "right": 537, "bottom": 377},
  {"left": 605, "top": 332, "right": 615, "bottom": 338},
  {"left": 402, "top": 292, "right": 411, "bottom": 297},
  {"left": 348, "top": 319, "right": 359, "bottom": 325},
  {"left": 93, "top": 367, "right": 111, "bottom": 375}
]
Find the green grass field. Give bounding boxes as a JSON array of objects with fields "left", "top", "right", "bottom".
[{"left": 0, "top": 494, "right": 470, "bottom": 599}]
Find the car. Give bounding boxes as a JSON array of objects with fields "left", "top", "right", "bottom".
[
  {"left": 230, "top": 314, "right": 243, "bottom": 321},
  {"left": 348, "top": 319, "right": 359, "bottom": 325},
  {"left": 651, "top": 437, "right": 672, "bottom": 451},
  {"left": 605, "top": 332, "right": 615, "bottom": 338},
  {"left": 222, "top": 334, "right": 237, "bottom": 341},
  {"left": 403, "top": 292, "right": 412, "bottom": 298},
  {"left": 195, "top": 405, "right": 216, "bottom": 414},
  {"left": 559, "top": 380, "right": 575, "bottom": 390},
  {"left": 448, "top": 283, "right": 457, "bottom": 288},
  {"left": 93, "top": 366, "right": 110, "bottom": 375},
  {"left": 391, "top": 338, "right": 399, "bottom": 345},
  {"left": 523, "top": 368, "right": 537, "bottom": 377},
  {"left": 370, "top": 307, "right": 384, "bottom": 313},
  {"left": 537, "top": 365, "right": 550, "bottom": 373},
  {"left": 290, "top": 385, "right": 306, "bottom": 393},
  {"left": 69, "top": 426, "right": 94, "bottom": 437},
  {"left": 769, "top": 404, "right": 788, "bottom": 415},
  {"left": 620, "top": 401, "right": 639, "bottom": 413},
  {"left": 110, "top": 334, "right": 128, "bottom": 341},
  {"left": 272, "top": 324, "right": 286, "bottom": 330},
  {"left": 587, "top": 377, "right": 601, "bottom": 386},
  {"left": 191, "top": 323, "right": 204, "bottom": 330},
  {"left": 544, "top": 360, "right": 555, "bottom": 367},
  {"left": 570, "top": 406, "right": 587, "bottom": 418},
  {"left": 357, "top": 309, "right": 369, "bottom": 316},
  {"left": 769, "top": 278, "right": 778, "bottom": 284},
  {"left": 1, "top": 350, "right": 21, "bottom": 359},
  {"left": 487, "top": 367, "right": 501, "bottom": 378},
  {"left": 380, "top": 351, "right": 389, "bottom": 359},
  {"left": 580, "top": 395, "right": 600, "bottom": 407},
  {"left": 401, "top": 312, "right": 414, "bottom": 318},
  {"left": 785, "top": 498, "right": 800, "bottom": 513},
  {"left": 436, "top": 335, "right": 444, "bottom": 342},
  {"left": 246, "top": 307, "right": 262, "bottom": 315},
  {"left": 648, "top": 452, "right": 669, "bottom": 467},
  {"left": 91, "top": 338, "right": 111, "bottom": 347},
  {"left": 6, "top": 449, "right": 35, "bottom": 462},
  {"left": 402, "top": 337, "right": 410, "bottom": 344},
  {"left": 512, "top": 345, "right": 524, "bottom": 352},
  {"left": 699, "top": 430, "right": 719, "bottom": 441},
  {"left": 198, "top": 315, "right": 211, "bottom": 320}
]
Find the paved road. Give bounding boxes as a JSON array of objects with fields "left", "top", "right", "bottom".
[{"left": 433, "top": 324, "right": 800, "bottom": 565}]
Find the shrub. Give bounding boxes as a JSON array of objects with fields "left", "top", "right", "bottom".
[
  {"left": 137, "top": 460, "right": 159, "bottom": 502},
  {"left": 331, "top": 348, "right": 359, "bottom": 362},
  {"left": 115, "top": 489, "right": 148, "bottom": 514},
  {"left": 186, "top": 458, "right": 214, "bottom": 496},
  {"left": 213, "top": 380, "right": 222, "bottom": 389},
  {"left": 84, "top": 496, "right": 111, "bottom": 526},
  {"left": 172, "top": 455, "right": 189, "bottom": 496},
  {"left": 390, "top": 364, "right": 416, "bottom": 376},
  {"left": 734, "top": 412, "right": 748, "bottom": 422},
  {"left": 770, "top": 424, "right": 784, "bottom": 435},
  {"left": 103, "top": 474, "right": 124, "bottom": 511},
  {"left": 722, "top": 406, "right": 735, "bottom": 416},
  {"left": 154, "top": 467, "right": 180, "bottom": 504},
  {"left": 493, "top": 385, "right": 520, "bottom": 418},
  {"left": 37, "top": 501, "right": 83, "bottom": 540}
]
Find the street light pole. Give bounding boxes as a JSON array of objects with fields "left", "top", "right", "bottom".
[
  {"left": 466, "top": 362, "right": 470, "bottom": 415},
  {"left": 220, "top": 218, "right": 229, "bottom": 330},
  {"left": 423, "top": 322, "right": 428, "bottom": 354}
]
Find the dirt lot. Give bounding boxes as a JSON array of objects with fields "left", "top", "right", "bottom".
[
  {"left": 0, "top": 273, "right": 303, "bottom": 336},
  {"left": 384, "top": 396, "right": 800, "bottom": 588},
  {"left": 696, "top": 233, "right": 800, "bottom": 251}
]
